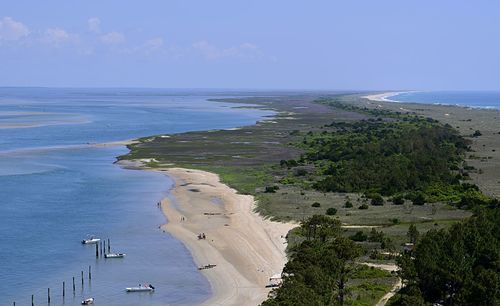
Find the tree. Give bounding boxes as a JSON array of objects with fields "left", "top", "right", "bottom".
[
  {"left": 264, "top": 216, "right": 362, "bottom": 306},
  {"left": 407, "top": 224, "right": 419, "bottom": 244},
  {"left": 326, "top": 207, "right": 337, "bottom": 215},
  {"left": 411, "top": 193, "right": 426, "bottom": 206},
  {"left": 370, "top": 194, "right": 384, "bottom": 206},
  {"left": 301, "top": 214, "right": 341, "bottom": 242},
  {"left": 396, "top": 209, "right": 500, "bottom": 305}
]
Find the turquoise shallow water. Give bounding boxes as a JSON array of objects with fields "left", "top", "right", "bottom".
[
  {"left": 388, "top": 91, "right": 500, "bottom": 109},
  {"left": 0, "top": 88, "right": 273, "bottom": 305}
]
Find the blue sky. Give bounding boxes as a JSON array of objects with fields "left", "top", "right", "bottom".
[{"left": 0, "top": 1, "right": 499, "bottom": 90}]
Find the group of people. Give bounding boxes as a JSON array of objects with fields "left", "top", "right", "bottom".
[{"left": 197, "top": 233, "right": 206, "bottom": 240}]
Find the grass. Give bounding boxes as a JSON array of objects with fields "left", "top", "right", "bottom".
[{"left": 121, "top": 94, "right": 474, "bottom": 243}]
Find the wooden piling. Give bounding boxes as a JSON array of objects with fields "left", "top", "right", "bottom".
[
  {"left": 103, "top": 240, "right": 106, "bottom": 255},
  {"left": 63, "top": 281, "right": 65, "bottom": 297},
  {"left": 31, "top": 294, "right": 34, "bottom": 306},
  {"left": 108, "top": 238, "right": 111, "bottom": 253},
  {"left": 47, "top": 288, "right": 50, "bottom": 304},
  {"left": 81, "top": 271, "right": 84, "bottom": 286},
  {"left": 72, "top": 277, "right": 75, "bottom": 293},
  {"left": 95, "top": 243, "right": 99, "bottom": 258},
  {"left": 88, "top": 265, "right": 92, "bottom": 280},
  {"left": 100, "top": 241, "right": 103, "bottom": 256}
]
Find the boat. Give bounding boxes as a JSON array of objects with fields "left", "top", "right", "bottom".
[
  {"left": 126, "top": 284, "right": 155, "bottom": 292},
  {"left": 81, "top": 236, "right": 100, "bottom": 244},
  {"left": 81, "top": 297, "right": 94, "bottom": 305},
  {"left": 104, "top": 253, "right": 126, "bottom": 258}
]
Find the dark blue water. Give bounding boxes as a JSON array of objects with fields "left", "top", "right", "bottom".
[
  {"left": 0, "top": 88, "right": 273, "bottom": 305},
  {"left": 388, "top": 91, "right": 500, "bottom": 109}
]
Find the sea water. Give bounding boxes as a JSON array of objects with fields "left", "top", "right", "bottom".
[
  {"left": 388, "top": 91, "right": 500, "bottom": 109},
  {"left": 0, "top": 88, "right": 273, "bottom": 306}
]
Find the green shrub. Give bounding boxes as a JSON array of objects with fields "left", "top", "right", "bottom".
[
  {"left": 370, "top": 194, "right": 384, "bottom": 206},
  {"left": 344, "top": 200, "right": 353, "bottom": 208},
  {"left": 392, "top": 195, "right": 405, "bottom": 205},
  {"left": 359, "top": 203, "right": 369, "bottom": 210},
  {"left": 350, "top": 231, "right": 368, "bottom": 242},
  {"left": 326, "top": 208, "right": 337, "bottom": 215},
  {"left": 311, "top": 202, "right": 321, "bottom": 208}
]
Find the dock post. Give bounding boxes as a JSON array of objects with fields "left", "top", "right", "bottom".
[
  {"left": 13, "top": 302, "right": 15, "bottom": 306},
  {"left": 47, "top": 288, "right": 50, "bottom": 304},
  {"left": 63, "top": 281, "right": 65, "bottom": 297},
  {"left": 89, "top": 265, "right": 91, "bottom": 280},
  {"left": 81, "top": 271, "right": 84, "bottom": 286},
  {"left": 100, "top": 241, "right": 103, "bottom": 256},
  {"left": 72, "top": 277, "right": 75, "bottom": 293},
  {"left": 108, "top": 238, "right": 110, "bottom": 253},
  {"left": 31, "top": 295, "right": 34, "bottom": 306},
  {"left": 95, "top": 243, "right": 99, "bottom": 258},
  {"left": 103, "top": 240, "right": 106, "bottom": 255}
]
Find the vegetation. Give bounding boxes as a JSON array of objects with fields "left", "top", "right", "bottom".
[
  {"left": 263, "top": 215, "right": 395, "bottom": 306},
  {"left": 121, "top": 94, "right": 498, "bottom": 305},
  {"left": 294, "top": 101, "right": 474, "bottom": 204},
  {"left": 390, "top": 209, "right": 499, "bottom": 305}
]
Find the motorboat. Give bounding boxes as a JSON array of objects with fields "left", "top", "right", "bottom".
[
  {"left": 81, "top": 297, "right": 94, "bottom": 305},
  {"left": 104, "top": 253, "right": 126, "bottom": 258},
  {"left": 81, "top": 236, "right": 100, "bottom": 244},
  {"left": 126, "top": 284, "right": 155, "bottom": 292}
]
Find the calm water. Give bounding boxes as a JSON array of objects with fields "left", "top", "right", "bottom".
[
  {"left": 389, "top": 91, "right": 500, "bottom": 109},
  {"left": 0, "top": 88, "right": 273, "bottom": 305}
]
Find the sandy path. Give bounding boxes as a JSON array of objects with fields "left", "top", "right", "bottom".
[
  {"left": 157, "top": 168, "right": 296, "bottom": 306},
  {"left": 360, "top": 262, "right": 402, "bottom": 306}
]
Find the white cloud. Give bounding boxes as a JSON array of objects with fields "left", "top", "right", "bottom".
[
  {"left": 145, "top": 37, "right": 164, "bottom": 49},
  {"left": 88, "top": 17, "right": 101, "bottom": 33},
  {"left": 0, "top": 17, "right": 29, "bottom": 41},
  {"left": 100, "top": 31, "right": 125, "bottom": 44},
  {"left": 41, "top": 28, "right": 78, "bottom": 46},
  {"left": 192, "top": 40, "right": 263, "bottom": 60}
]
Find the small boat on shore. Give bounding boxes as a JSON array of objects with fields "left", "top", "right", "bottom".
[
  {"left": 81, "top": 236, "right": 100, "bottom": 244},
  {"left": 104, "top": 253, "right": 126, "bottom": 258},
  {"left": 126, "top": 284, "right": 155, "bottom": 292},
  {"left": 81, "top": 297, "right": 94, "bottom": 305}
]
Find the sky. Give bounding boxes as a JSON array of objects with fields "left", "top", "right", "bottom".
[{"left": 0, "top": 1, "right": 499, "bottom": 90}]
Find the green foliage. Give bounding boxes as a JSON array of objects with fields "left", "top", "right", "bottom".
[
  {"left": 392, "top": 195, "right": 405, "bottom": 205},
  {"left": 407, "top": 224, "right": 419, "bottom": 244},
  {"left": 358, "top": 203, "right": 369, "bottom": 210},
  {"left": 290, "top": 100, "right": 474, "bottom": 204},
  {"left": 265, "top": 185, "right": 280, "bottom": 193},
  {"left": 344, "top": 200, "right": 353, "bottom": 208},
  {"left": 264, "top": 215, "right": 363, "bottom": 306},
  {"left": 350, "top": 231, "right": 368, "bottom": 242},
  {"left": 351, "top": 265, "right": 392, "bottom": 279},
  {"left": 396, "top": 209, "right": 500, "bottom": 305},
  {"left": 370, "top": 194, "right": 384, "bottom": 206},
  {"left": 326, "top": 207, "right": 337, "bottom": 216},
  {"left": 368, "top": 228, "right": 385, "bottom": 243},
  {"left": 311, "top": 202, "right": 321, "bottom": 208}
]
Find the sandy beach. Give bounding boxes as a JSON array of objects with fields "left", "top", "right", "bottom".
[
  {"left": 156, "top": 167, "right": 296, "bottom": 306},
  {"left": 362, "top": 92, "right": 404, "bottom": 102}
]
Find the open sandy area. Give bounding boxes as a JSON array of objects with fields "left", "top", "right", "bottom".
[{"left": 156, "top": 168, "right": 296, "bottom": 306}]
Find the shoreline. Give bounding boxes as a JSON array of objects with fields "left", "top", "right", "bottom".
[{"left": 154, "top": 167, "right": 296, "bottom": 306}]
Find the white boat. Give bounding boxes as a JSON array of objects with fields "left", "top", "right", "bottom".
[
  {"left": 104, "top": 253, "right": 126, "bottom": 258},
  {"left": 81, "top": 237, "right": 100, "bottom": 244},
  {"left": 126, "top": 284, "right": 155, "bottom": 292},
  {"left": 81, "top": 297, "right": 94, "bottom": 305}
]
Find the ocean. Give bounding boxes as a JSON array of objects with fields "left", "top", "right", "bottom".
[
  {"left": 0, "top": 88, "right": 273, "bottom": 306},
  {"left": 387, "top": 91, "right": 500, "bottom": 109}
]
